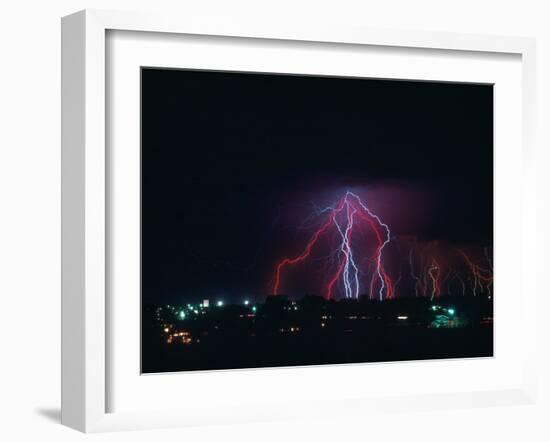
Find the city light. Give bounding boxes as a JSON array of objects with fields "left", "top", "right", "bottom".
[{"left": 152, "top": 292, "right": 486, "bottom": 356}]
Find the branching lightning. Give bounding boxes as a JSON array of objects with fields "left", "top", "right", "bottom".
[
  {"left": 272, "top": 191, "right": 393, "bottom": 300},
  {"left": 271, "top": 192, "right": 493, "bottom": 301}
]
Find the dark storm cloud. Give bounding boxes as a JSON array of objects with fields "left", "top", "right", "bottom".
[{"left": 141, "top": 68, "right": 493, "bottom": 304}]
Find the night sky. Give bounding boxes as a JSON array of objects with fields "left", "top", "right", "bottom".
[{"left": 141, "top": 68, "right": 493, "bottom": 305}]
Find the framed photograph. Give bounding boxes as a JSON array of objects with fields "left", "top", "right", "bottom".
[
  {"left": 62, "top": 9, "right": 537, "bottom": 432},
  {"left": 140, "top": 68, "right": 496, "bottom": 374}
]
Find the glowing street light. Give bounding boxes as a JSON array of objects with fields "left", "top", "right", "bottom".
[
  {"left": 447, "top": 308, "right": 455, "bottom": 316},
  {"left": 178, "top": 311, "right": 186, "bottom": 320},
  {"left": 216, "top": 300, "right": 224, "bottom": 307},
  {"left": 244, "top": 300, "right": 250, "bottom": 306}
]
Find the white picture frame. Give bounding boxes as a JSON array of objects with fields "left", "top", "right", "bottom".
[{"left": 61, "top": 9, "right": 537, "bottom": 433}]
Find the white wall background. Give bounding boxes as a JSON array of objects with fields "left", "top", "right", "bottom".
[{"left": 0, "top": 1, "right": 548, "bottom": 440}]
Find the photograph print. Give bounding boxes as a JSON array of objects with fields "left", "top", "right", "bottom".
[{"left": 141, "top": 68, "right": 493, "bottom": 373}]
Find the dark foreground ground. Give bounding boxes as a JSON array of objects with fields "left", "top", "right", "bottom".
[
  {"left": 142, "top": 324, "right": 492, "bottom": 373},
  {"left": 142, "top": 295, "right": 493, "bottom": 373}
]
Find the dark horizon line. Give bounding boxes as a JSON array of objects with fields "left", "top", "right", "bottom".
[{"left": 143, "top": 292, "right": 490, "bottom": 307}]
